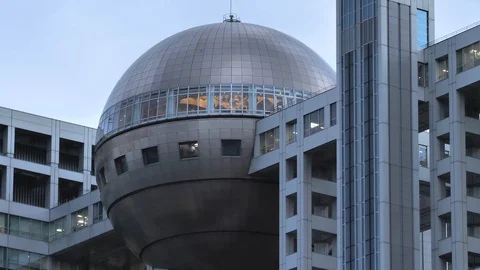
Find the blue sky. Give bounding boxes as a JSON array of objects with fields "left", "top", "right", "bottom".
[{"left": 0, "top": 0, "right": 478, "bottom": 128}]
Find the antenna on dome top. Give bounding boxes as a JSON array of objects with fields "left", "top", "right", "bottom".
[{"left": 223, "top": 0, "right": 241, "bottom": 22}]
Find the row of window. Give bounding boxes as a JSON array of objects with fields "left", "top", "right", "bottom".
[
  {"left": 96, "top": 84, "right": 317, "bottom": 142},
  {"left": 0, "top": 202, "right": 103, "bottom": 243},
  {"left": 259, "top": 103, "right": 337, "bottom": 155},
  {"left": 0, "top": 247, "right": 47, "bottom": 270},
  {"left": 98, "top": 140, "right": 243, "bottom": 185},
  {"left": 419, "top": 41, "right": 480, "bottom": 86}
]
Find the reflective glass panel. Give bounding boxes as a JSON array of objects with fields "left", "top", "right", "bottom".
[
  {"left": 96, "top": 84, "right": 319, "bottom": 143},
  {"left": 417, "top": 9, "right": 428, "bottom": 48}
]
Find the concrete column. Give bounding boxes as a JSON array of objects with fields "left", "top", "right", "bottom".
[
  {"left": 5, "top": 165, "right": 13, "bottom": 201},
  {"left": 297, "top": 153, "right": 312, "bottom": 270},
  {"left": 6, "top": 126, "right": 14, "bottom": 158},
  {"left": 336, "top": 135, "right": 343, "bottom": 270},
  {"left": 430, "top": 95, "right": 446, "bottom": 269},
  {"left": 49, "top": 120, "right": 60, "bottom": 208},
  {"left": 325, "top": 103, "right": 331, "bottom": 129},
  {"left": 279, "top": 148, "right": 287, "bottom": 269},
  {"left": 87, "top": 203, "right": 94, "bottom": 227},
  {"left": 450, "top": 89, "right": 467, "bottom": 269}
]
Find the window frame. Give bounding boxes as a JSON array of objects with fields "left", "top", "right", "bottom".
[
  {"left": 71, "top": 207, "right": 88, "bottom": 232},
  {"left": 259, "top": 127, "right": 280, "bottom": 155},
  {"left": 286, "top": 120, "right": 297, "bottom": 144},
  {"left": 221, "top": 140, "right": 242, "bottom": 157},
  {"left": 179, "top": 141, "right": 200, "bottom": 159},
  {"left": 437, "top": 56, "right": 449, "bottom": 81},
  {"left": 330, "top": 103, "right": 337, "bottom": 126},
  {"left": 114, "top": 155, "right": 128, "bottom": 175},
  {"left": 142, "top": 146, "right": 159, "bottom": 165},
  {"left": 93, "top": 202, "right": 104, "bottom": 224}
]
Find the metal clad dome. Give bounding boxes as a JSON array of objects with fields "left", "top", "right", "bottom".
[{"left": 103, "top": 22, "right": 335, "bottom": 113}]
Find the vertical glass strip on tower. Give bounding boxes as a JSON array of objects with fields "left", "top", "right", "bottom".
[
  {"left": 417, "top": 10, "right": 429, "bottom": 48},
  {"left": 341, "top": 0, "right": 379, "bottom": 269}
]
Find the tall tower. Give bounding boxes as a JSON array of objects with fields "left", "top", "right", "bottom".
[{"left": 336, "top": 0, "right": 434, "bottom": 269}]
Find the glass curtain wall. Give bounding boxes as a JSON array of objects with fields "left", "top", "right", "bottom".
[
  {"left": 97, "top": 85, "right": 310, "bottom": 142},
  {"left": 9, "top": 216, "right": 49, "bottom": 242},
  {"left": 341, "top": 0, "right": 379, "bottom": 267}
]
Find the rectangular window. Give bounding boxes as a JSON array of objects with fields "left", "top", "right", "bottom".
[
  {"left": 114, "top": 156, "right": 128, "bottom": 175},
  {"left": 179, "top": 142, "right": 199, "bottom": 159},
  {"left": 71, "top": 207, "right": 88, "bottom": 232},
  {"left": 418, "top": 62, "right": 429, "bottom": 87},
  {"left": 419, "top": 144, "right": 428, "bottom": 168},
  {"left": 286, "top": 121, "right": 297, "bottom": 144},
  {"left": 304, "top": 108, "right": 325, "bottom": 137},
  {"left": 456, "top": 41, "right": 480, "bottom": 73},
  {"left": 98, "top": 167, "right": 107, "bottom": 186},
  {"left": 93, "top": 202, "right": 104, "bottom": 224},
  {"left": 8, "top": 216, "right": 48, "bottom": 242},
  {"left": 330, "top": 103, "right": 337, "bottom": 126},
  {"left": 259, "top": 127, "right": 279, "bottom": 155},
  {"left": 437, "top": 56, "right": 449, "bottom": 81},
  {"left": 221, "top": 140, "right": 241, "bottom": 156},
  {"left": 49, "top": 216, "right": 66, "bottom": 241},
  {"left": 417, "top": 9, "right": 428, "bottom": 48},
  {"left": 142, "top": 146, "right": 159, "bottom": 165},
  {"left": 0, "top": 213, "right": 6, "bottom": 234}
]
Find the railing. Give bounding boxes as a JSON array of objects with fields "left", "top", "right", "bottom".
[
  {"left": 59, "top": 153, "right": 81, "bottom": 172},
  {"left": 421, "top": 20, "right": 480, "bottom": 49},
  {"left": 271, "top": 85, "right": 337, "bottom": 115},
  {"left": 14, "top": 144, "right": 47, "bottom": 165}
]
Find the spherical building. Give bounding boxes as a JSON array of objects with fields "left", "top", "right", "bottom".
[{"left": 94, "top": 17, "right": 335, "bottom": 270}]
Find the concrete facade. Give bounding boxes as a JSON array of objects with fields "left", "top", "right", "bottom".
[{"left": 0, "top": 106, "right": 146, "bottom": 269}]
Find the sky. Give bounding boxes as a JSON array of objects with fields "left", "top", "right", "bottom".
[{"left": 0, "top": 0, "right": 478, "bottom": 128}]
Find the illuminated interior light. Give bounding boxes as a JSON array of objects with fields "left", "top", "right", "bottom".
[
  {"left": 78, "top": 220, "right": 84, "bottom": 224},
  {"left": 311, "top": 123, "right": 319, "bottom": 128},
  {"left": 56, "top": 228, "right": 63, "bottom": 232}
]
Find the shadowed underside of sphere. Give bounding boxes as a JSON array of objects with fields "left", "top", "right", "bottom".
[{"left": 95, "top": 20, "right": 335, "bottom": 270}]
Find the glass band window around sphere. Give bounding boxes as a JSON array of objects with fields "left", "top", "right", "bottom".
[{"left": 96, "top": 84, "right": 317, "bottom": 143}]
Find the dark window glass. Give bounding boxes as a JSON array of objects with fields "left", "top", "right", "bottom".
[
  {"left": 419, "top": 144, "right": 428, "bottom": 168},
  {"left": 259, "top": 127, "right": 279, "bottom": 154},
  {"left": 437, "top": 56, "right": 449, "bottom": 81},
  {"left": 114, "top": 156, "right": 128, "bottom": 175},
  {"left": 179, "top": 142, "right": 199, "bottom": 159},
  {"left": 456, "top": 42, "right": 480, "bottom": 73},
  {"left": 418, "top": 62, "right": 429, "bottom": 87},
  {"left": 304, "top": 108, "right": 325, "bottom": 137},
  {"left": 330, "top": 103, "right": 337, "bottom": 126},
  {"left": 142, "top": 147, "right": 159, "bottom": 165},
  {"left": 93, "top": 202, "right": 104, "bottom": 224},
  {"left": 90, "top": 145, "right": 95, "bottom": 176},
  {"left": 98, "top": 167, "right": 107, "bottom": 185},
  {"left": 286, "top": 121, "right": 297, "bottom": 144},
  {"left": 221, "top": 140, "right": 241, "bottom": 156}
]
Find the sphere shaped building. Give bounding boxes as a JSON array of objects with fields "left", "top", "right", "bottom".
[{"left": 94, "top": 17, "right": 335, "bottom": 270}]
